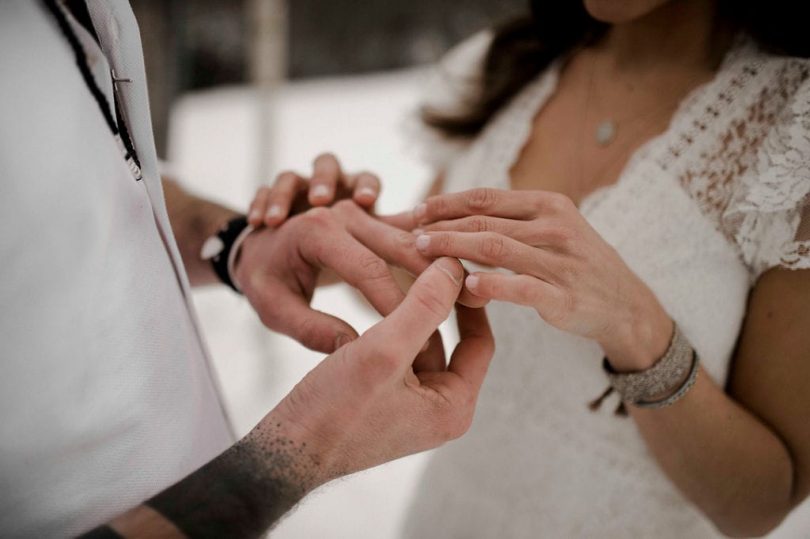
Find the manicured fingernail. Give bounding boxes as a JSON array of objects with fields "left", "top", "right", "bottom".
[
  {"left": 266, "top": 205, "right": 282, "bottom": 219},
  {"left": 435, "top": 257, "right": 462, "bottom": 285},
  {"left": 414, "top": 203, "right": 427, "bottom": 221},
  {"left": 415, "top": 234, "right": 430, "bottom": 251},
  {"left": 412, "top": 228, "right": 424, "bottom": 236},
  {"left": 248, "top": 210, "right": 261, "bottom": 223},
  {"left": 465, "top": 275, "right": 480, "bottom": 289},
  {"left": 357, "top": 187, "right": 376, "bottom": 199},
  {"left": 311, "top": 185, "right": 330, "bottom": 199}
]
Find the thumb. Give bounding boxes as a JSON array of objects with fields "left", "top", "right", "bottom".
[{"left": 364, "top": 257, "right": 463, "bottom": 359}]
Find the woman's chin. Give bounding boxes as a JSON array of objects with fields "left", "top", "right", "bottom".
[{"left": 582, "top": 0, "right": 673, "bottom": 24}]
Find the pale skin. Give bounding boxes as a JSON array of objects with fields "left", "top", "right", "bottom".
[
  {"left": 77, "top": 156, "right": 495, "bottom": 537},
  {"left": 75, "top": 155, "right": 496, "bottom": 536},
  {"left": 162, "top": 153, "right": 381, "bottom": 289},
  {"left": 256, "top": 0, "right": 810, "bottom": 536},
  {"left": 86, "top": 256, "right": 493, "bottom": 538},
  {"left": 164, "top": 158, "right": 444, "bottom": 353}
]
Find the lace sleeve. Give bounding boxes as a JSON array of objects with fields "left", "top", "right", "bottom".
[
  {"left": 725, "top": 77, "right": 810, "bottom": 280},
  {"left": 406, "top": 30, "right": 493, "bottom": 170}
]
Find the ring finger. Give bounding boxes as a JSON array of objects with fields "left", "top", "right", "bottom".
[{"left": 415, "top": 231, "right": 554, "bottom": 280}]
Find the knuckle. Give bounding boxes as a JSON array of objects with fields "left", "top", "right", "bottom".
[
  {"left": 466, "top": 188, "right": 497, "bottom": 212},
  {"left": 481, "top": 234, "right": 507, "bottom": 260},
  {"left": 426, "top": 196, "right": 447, "bottom": 220},
  {"left": 518, "top": 280, "right": 537, "bottom": 302},
  {"left": 375, "top": 350, "right": 401, "bottom": 374},
  {"left": 545, "top": 192, "right": 575, "bottom": 213},
  {"left": 544, "top": 225, "right": 577, "bottom": 249},
  {"left": 294, "top": 317, "right": 327, "bottom": 350},
  {"left": 358, "top": 254, "right": 389, "bottom": 280},
  {"left": 394, "top": 230, "right": 416, "bottom": 250},
  {"left": 545, "top": 290, "right": 575, "bottom": 326},
  {"left": 356, "top": 348, "right": 399, "bottom": 386},
  {"left": 432, "top": 233, "right": 452, "bottom": 252},
  {"left": 469, "top": 216, "right": 490, "bottom": 233},
  {"left": 302, "top": 206, "right": 334, "bottom": 227}
]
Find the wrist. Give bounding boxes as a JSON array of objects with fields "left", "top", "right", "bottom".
[
  {"left": 246, "top": 410, "right": 331, "bottom": 493},
  {"left": 231, "top": 228, "right": 267, "bottom": 299},
  {"left": 602, "top": 296, "right": 674, "bottom": 372},
  {"left": 145, "top": 415, "right": 319, "bottom": 537},
  {"left": 200, "top": 215, "right": 251, "bottom": 292}
]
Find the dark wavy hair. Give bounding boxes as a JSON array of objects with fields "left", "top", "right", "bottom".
[{"left": 424, "top": 0, "right": 810, "bottom": 138}]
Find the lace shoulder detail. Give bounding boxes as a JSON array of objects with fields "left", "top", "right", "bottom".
[
  {"left": 731, "top": 72, "right": 810, "bottom": 277},
  {"left": 659, "top": 44, "right": 810, "bottom": 280},
  {"left": 406, "top": 30, "right": 493, "bottom": 170}
]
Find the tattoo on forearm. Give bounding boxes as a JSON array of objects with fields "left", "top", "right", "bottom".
[
  {"left": 147, "top": 425, "right": 320, "bottom": 538},
  {"left": 79, "top": 424, "right": 320, "bottom": 539}
]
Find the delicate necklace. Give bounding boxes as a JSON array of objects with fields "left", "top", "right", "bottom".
[
  {"left": 595, "top": 119, "right": 618, "bottom": 147},
  {"left": 571, "top": 52, "right": 703, "bottom": 203},
  {"left": 585, "top": 54, "right": 701, "bottom": 148}
]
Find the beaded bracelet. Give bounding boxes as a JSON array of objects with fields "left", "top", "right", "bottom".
[
  {"left": 591, "top": 324, "right": 699, "bottom": 413},
  {"left": 633, "top": 350, "right": 699, "bottom": 409}
]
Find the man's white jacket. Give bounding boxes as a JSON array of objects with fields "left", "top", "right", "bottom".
[{"left": 0, "top": 2, "right": 233, "bottom": 536}]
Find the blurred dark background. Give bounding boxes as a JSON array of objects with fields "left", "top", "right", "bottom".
[{"left": 129, "top": 0, "right": 527, "bottom": 154}]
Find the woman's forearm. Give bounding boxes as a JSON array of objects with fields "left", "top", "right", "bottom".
[
  {"left": 629, "top": 367, "right": 794, "bottom": 537},
  {"left": 400, "top": 188, "right": 810, "bottom": 535}
]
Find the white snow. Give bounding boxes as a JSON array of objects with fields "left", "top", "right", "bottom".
[{"left": 168, "top": 69, "right": 436, "bottom": 538}]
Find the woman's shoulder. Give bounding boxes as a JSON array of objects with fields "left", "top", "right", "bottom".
[
  {"left": 663, "top": 39, "right": 810, "bottom": 281},
  {"left": 714, "top": 43, "right": 810, "bottom": 279},
  {"left": 722, "top": 38, "right": 810, "bottom": 105}
]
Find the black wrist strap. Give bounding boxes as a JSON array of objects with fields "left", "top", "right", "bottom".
[{"left": 210, "top": 216, "right": 249, "bottom": 293}]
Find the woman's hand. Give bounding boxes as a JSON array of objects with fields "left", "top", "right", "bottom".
[
  {"left": 247, "top": 153, "right": 380, "bottom": 228},
  {"left": 388, "top": 188, "right": 674, "bottom": 371}
]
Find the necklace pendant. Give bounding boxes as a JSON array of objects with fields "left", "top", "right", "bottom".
[{"left": 595, "top": 120, "right": 617, "bottom": 146}]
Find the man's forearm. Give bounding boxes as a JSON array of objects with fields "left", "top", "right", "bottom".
[
  {"left": 162, "top": 177, "right": 241, "bottom": 286},
  {"left": 80, "top": 422, "right": 321, "bottom": 539}
]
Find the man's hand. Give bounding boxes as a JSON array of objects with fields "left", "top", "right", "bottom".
[
  {"left": 235, "top": 200, "right": 489, "bottom": 353},
  {"left": 234, "top": 206, "right": 408, "bottom": 353},
  {"left": 89, "top": 258, "right": 494, "bottom": 538},
  {"left": 264, "top": 257, "right": 494, "bottom": 479}
]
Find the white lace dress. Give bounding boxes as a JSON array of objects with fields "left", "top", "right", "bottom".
[{"left": 401, "top": 33, "right": 810, "bottom": 538}]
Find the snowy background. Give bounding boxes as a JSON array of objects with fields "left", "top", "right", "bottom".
[{"left": 168, "top": 69, "right": 436, "bottom": 538}]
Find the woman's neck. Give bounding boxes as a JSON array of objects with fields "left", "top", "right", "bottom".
[{"left": 596, "top": 0, "right": 723, "bottom": 73}]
